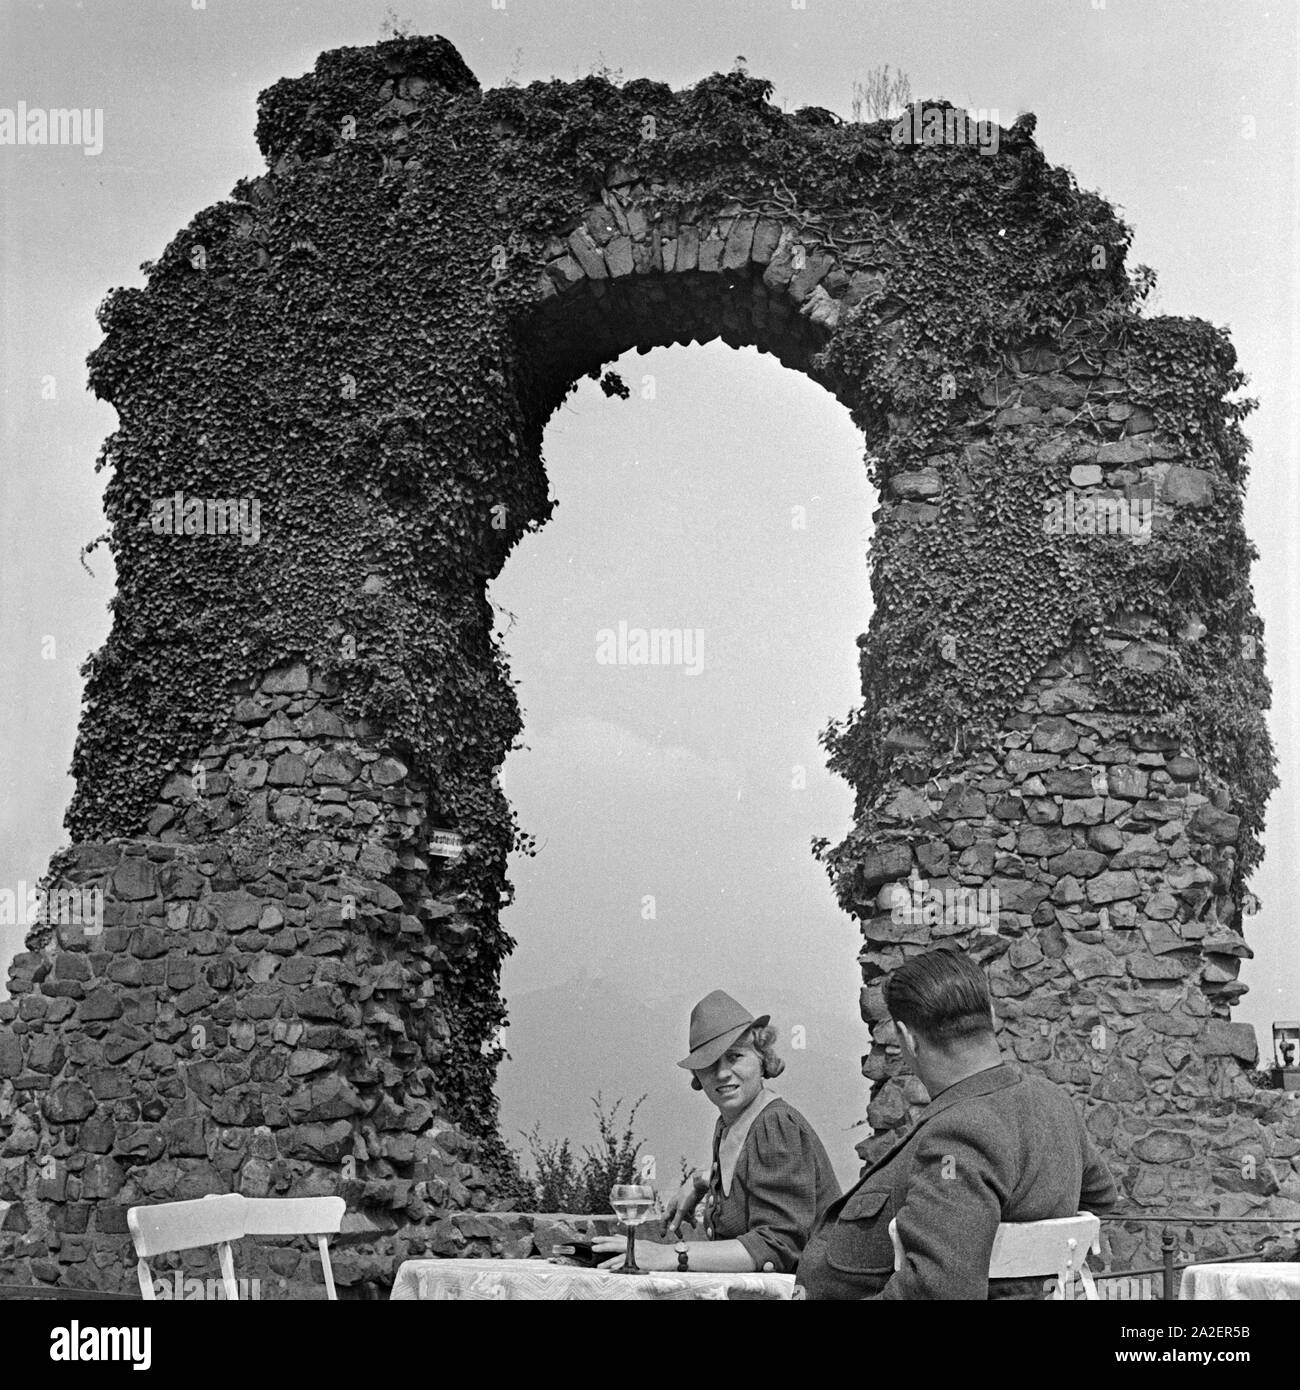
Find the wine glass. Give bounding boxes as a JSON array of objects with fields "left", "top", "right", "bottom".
[{"left": 608, "top": 1183, "right": 656, "bottom": 1274}]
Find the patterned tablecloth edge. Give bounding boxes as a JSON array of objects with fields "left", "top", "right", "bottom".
[
  {"left": 389, "top": 1260, "right": 795, "bottom": 1301},
  {"left": 1179, "top": 1263, "right": 1300, "bottom": 1301}
]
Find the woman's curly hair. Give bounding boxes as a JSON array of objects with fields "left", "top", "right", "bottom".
[{"left": 689, "top": 1023, "right": 785, "bottom": 1090}]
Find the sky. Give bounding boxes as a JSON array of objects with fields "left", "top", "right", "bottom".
[{"left": 1, "top": 0, "right": 1296, "bottom": 1183}]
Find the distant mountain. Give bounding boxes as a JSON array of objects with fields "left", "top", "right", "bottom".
[{"left": 495, "top": 973, "right": 870, "bottom": 1195}]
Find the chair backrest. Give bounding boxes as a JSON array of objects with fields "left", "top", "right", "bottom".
[
  {"left": 129, "top": 1194, "right": 347, "bottom": 1301},
  {"left": 888, "top": 1213, "right": 1102, "bottom": 1299},
  {"left": 236, "top": 1189, "right": 343, "bottom": 1295},
  {"left": 128, "top": 1194, "right": 246, "bottom": 1302},
  {"left": 128, "top": 1194, "right": 245, "bottom": 1259},
  {"left": 988, "top": 1214, "right": 1101, "bottom": 1282},
  {"left": 241, "top": 1196, "right": 345, "bottom": 1300},
  {"left": 240, "top": 1196, "right": 345, "bottom": 1237}
]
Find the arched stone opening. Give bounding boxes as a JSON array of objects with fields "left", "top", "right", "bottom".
[
  {"left": 0, "top": 35, "right": 1293, "bottom": 1294},
  {"left": 517, "top": 209, "right": 854, "bottom": 413},
  {"left": 489, "top": 335, "right": 872, "bottom": 1185}
]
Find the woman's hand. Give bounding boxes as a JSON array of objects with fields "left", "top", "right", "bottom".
[
  {"left": 664, "top": 1171, "right": 707, "bottom": 1236},
  {"left": 591, "top": 1235, "right": 625, "bottom": 1269},
  {"left": 592, "top": 1236, "right": 680, "bottom": 1272}
]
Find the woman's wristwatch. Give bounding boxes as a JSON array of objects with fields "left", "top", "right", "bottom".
[{"left": 675, "top": 1241, "right": 689, "bottom": 1272}]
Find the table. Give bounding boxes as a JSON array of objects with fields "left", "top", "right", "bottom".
[
  {"left": 390, "top": 1258, "right": 796, "bottom": 1301},
  {"left": 1180, "top": 1263, "right": 1300, "bottom": 1300}
]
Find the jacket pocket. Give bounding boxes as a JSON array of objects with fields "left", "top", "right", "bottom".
[{"left": 823, "top": 1186, "right": 896, "bottom": 1277}]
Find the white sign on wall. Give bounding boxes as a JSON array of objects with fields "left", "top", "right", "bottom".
[{"left": 428, "top": 829, "right": 464, "bottom": 859}]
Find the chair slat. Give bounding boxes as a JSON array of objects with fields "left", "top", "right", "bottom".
[
  {"left": 241, "top": 1196, "right": 345, "bottom": 1236},
  {"left": 217, "top": 1241, "right": 239, "bottom": 1302},
  {"left": 318, "top": 1236, "right": 338, "bottom": 1301},
  {"left": 127, "top": 1194, "right": 246, "bottom": 1258},
  {"left": 988, "top": 1215, "right": 1101, "bottom": 1278}
]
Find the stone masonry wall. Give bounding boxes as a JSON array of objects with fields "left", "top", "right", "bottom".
[
  {"left": 851, "top": 342, "right": 1300, "bottom": 1270},
  {"left": 0, "top": 662, "right": 497, "bottom": 1296}
]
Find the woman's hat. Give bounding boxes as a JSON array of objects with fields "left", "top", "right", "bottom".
[{"left": 677, "top": 990, "right": 770, "bottom": 1071}]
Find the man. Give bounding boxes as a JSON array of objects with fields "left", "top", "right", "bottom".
[{"left": 796, "top": 947, "right": 1117, "bottom": 1299}]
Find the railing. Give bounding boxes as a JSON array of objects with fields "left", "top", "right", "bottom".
[
  {"left": 1081, "top": 1216, "right": 1300, "bottom": 1301},
  {"left": 0, "top": 1283, "right": 140, "bottom": 1301}
]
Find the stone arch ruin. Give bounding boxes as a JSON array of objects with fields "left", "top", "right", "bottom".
[{"left": 2, "top": 36, "right": 1295, "bottom": 1293}]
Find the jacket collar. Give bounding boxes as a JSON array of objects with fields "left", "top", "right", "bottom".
[
  {"left": 855, "top": 1061, "right": 1020, "bottom": 1184},
  {"left": 918, "top": 1061, "right": 1020, "bottom": 1121},
  {"left": 713, "top": 1086, "right": 781, "bottom": 1197}
]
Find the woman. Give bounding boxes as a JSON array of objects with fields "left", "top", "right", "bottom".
[{"left": 595, "top": 989, "right": 841, "bottom": 1273}]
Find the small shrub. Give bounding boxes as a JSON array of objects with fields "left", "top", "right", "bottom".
[
  {"left": 850, "top": 65, "right": 912, "bottom": 123},
  {"left": 515, "top": 1093, "right": 648, "bottom": 1213}
]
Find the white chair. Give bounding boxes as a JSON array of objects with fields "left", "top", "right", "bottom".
[
  {"left": 888, "top": 1212, "right": 1102, "bottom": 1299},
  {"left": 240, "top": 1196, "right": 346, "bottom": 1300},
  {"left": 128, "top": 1193, "right": 245, "bottom": 1301}
]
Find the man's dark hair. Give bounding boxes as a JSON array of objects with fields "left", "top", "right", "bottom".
[{"left": 884, "top": 947, "right": 995, "bottom": 1046}]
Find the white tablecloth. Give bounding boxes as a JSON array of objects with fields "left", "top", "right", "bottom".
[
  {"left": 390, "top": 1258, "right": 796, "bottom": 1301},
  {"left": 1180, "top": 1262, "right": 1300, "bottom": 1300}
]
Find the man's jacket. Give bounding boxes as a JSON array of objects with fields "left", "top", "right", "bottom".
[{"left": 795, "top": 1062, "right": 1117, "bottom": 1299}]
